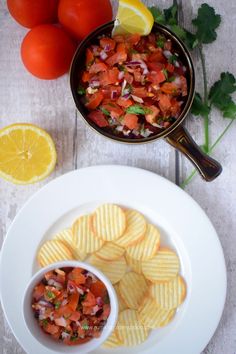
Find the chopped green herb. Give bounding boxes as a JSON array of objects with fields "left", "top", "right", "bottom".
[
  {"left": 82, "top": 324, "right": 89, "bottom": 330},
  {"left": 80, "top": 293, "right": 86, "bottom": 302},
  {"left": 148, "top": 7, "right": 165, "bottom": 24},
  {"left": 168, "top": 55, "right": 178, "bottom": 64},
  {"left": 167, "top": 76, "right": 175, "bottom": 82},
  {"left": 100, "top": 107, "right": 110, "bottom": 116},
  {"left": 156, "top": 38, "right": 165, "bottom": 48},
  {"left": 118, "top": 64, "right": 126, "bottom": 72},
  {"left": 46, "top": 291, "right": 55, "bottom": 299},
  {"left": 126, "top": 105, "right": 152, "bottom": 115},
  {"left": 162, "top": 68, "right": 168, "bottom": 79},
  {"left": 54, "top": 301, "right": 61, "bottom": 310},
  {"left": 70, "top": 335, "right": 78, "bottom": 341},
  {"left": 42, "top": 319, "right": 48, "bottom": 327},
  {"left": 77, "top": 85, "right": 86, "bottom": 95}
]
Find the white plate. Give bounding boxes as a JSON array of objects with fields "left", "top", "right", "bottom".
[{"left": 0, "top": 165, "right": 226, "bottom": 354}]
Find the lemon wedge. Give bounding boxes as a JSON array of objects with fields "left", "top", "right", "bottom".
[
  {"left": 0, "top": 123, "right": 57, "bottom": 184},
  {"left": 113, "top": 0, "right": 154, "bottom": 36}
]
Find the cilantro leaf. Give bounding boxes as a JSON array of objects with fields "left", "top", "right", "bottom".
[
  {"left": 100, "top": 107, "right": 110, "bottom": 116},
  {"left": 192, "top": 4, "right": 221, "bottom": 43},
  {"left": 126, "top": 105, "right": 152, "bottom": 115},
  {"left": 171, "top": 25, "right": 199, "bottom": 49},
  {"left": 77, "top": 85, "right": 86, "bottom": 95},
  {"left": 149, "top": 7, "right": 165, "bottom": 24},
  {"left": 156, "top": 37, "right": 165, "bottom": 48},
  {"left": 164, "top": 0, "right": 178, "bottom": 25},
  {"left": 209, "top": 72, "right": 236, "bottom": 118},
  {"left": 191, "top": 93, "right": 210, "bottom": 118}
]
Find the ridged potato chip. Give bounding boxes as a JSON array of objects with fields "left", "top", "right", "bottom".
[
  {"left": 115, "top": 209, "right": 146, "bottom": 247},
  {"left": 126, "top": 224, "right": 160, "bottom": 261},
  {"left": 95, "top": 242, "right": 125, "bottom": 261},
  {"left": 72, "top": 215, "right": 104, "bottom": 253},
  {"left": 53, "top": 228, "right": 87, "bottom": 260},
  {"left": 37, "top": 240, "right": 74, "bottom": 267},
  {"left": 92, "top": 204, "right": 126, "bottom": 241},
  {"left": 88, "top": 254, "right": 127, "bottom": 284},
  {"left": 119, "top": 272, "right": 148, "bottom": 309},
  {"left": 150, "top": 275, "right": 186, "bottom": 309},
  {"left": 125, "top": 254, "right": 143, "bottom": 274},
  {"left": 142, "top": 247, "right": 180, "bottom": 282},
  {"left": 116, "top": 309, "right": 149, "bottom": 346},
  {"left": 114, "top": 283, "right": 128, "bottom": 311},
  {"left": 102, "top": 329, "right": 123, "bottom": 348},
  {"left": 138, "top": 297, "right": 175, "bottom": 328}
]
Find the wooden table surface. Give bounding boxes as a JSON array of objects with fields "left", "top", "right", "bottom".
[{"left": 0, "top": 0, "right": 236, "bottom": 353}]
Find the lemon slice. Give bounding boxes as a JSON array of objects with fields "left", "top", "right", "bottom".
[
  {"left": 113, "top": 0, "right": 154, "bottom": 36},
  {"left": 0, "top": 123, "right": 57, "bottom": 184}
]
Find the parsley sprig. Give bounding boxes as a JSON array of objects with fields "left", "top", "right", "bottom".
[{"left": 150, "top": 2, "right": 236, "bottom": 188}]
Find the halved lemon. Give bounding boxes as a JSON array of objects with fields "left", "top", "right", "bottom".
[
  {"left": 0, "top": 123, "right": 57, "bottom": 185},
  {"left": 112, "top": 0, "right": 154, "bottom": 36}
]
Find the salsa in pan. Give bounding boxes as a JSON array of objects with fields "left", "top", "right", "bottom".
[
  {"left": 78, "top": 32, "right": 188, "bottom": 139},
  {"left": 32, "top": 267, "right": 110, "bottom": 345}
]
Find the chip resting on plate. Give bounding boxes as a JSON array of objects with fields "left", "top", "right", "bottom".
[
  {"left": 72, "top": 214, "right": 104, "bottom": 253},
  {"left": 142, "top": 247, "right": 180, "bottom": 282},
  {"left": 116, "top": 309, "right": 149, "bottom": 346},
  {"left": 115, "top": 209, "right": 146, "bottom": 247},
  {"left": 92, "top": 203, "right": 126, "bottom": 241},
  {"left": 138, "top": 296, "right": 176, "bottom": 328},
  {"left": 150, "top": 275, "right": 186, "bottom": 309},
  {"left": 52, "top": 228, "right": 87, "bottom": 260},
  {"left": 126, "top": 223, "right": 160, "bottom": 261},
  {"left": 88, "top": 254, "right": 127, "bottom": 284},
  {"left": 119, "top": 271, "right": 148, "bottom": 309},
  {"left": 102, "top": 329, "right": 123, "bottom": 348},
  {"left": 95, "top": 241, "right": 125, "bottom": 261},
  {"left": 114, "top": 283, "right": 128, "bottom": 312},
  {"left": 37, "top": 240, "right": 74, "bottom": 267}
]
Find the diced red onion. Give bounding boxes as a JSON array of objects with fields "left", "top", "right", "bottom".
[
  {"left": 182, "top": 66, "right": 187, "bottom": 72},
  {"left": 122, "top": 91, "right": 130, "bottom": 99},
  {"left": 61, "top": 331, "right": 70, "bottom": 339},
  {"left": 91, "top": 305, "right": 100, "bottom": 315},
  {"left": 125, "top": 60, "right": 149, "bottom": 75},
  {"left": 61, "top": 299, "right": 68, "bottom": 306},
  {"left": 173, "top": 77, "right": 181, "bottom": 86},
  {"left": 152, "top": 123, "right": 164, "bottom": 128},
  {"left": 91, "top": 45, "right": 100, "bottom": 56},
  {"left": 68, "top": 284, "right": 75, "bottom": 293},
  {"left": 163, "top": 50, "right": 172, "bottom": 59},
  {"left": 141, "top": 128, "right": 153, "bottom": 137},
  {"left": 121, "top": 79, "right": 127, "bottom": 94},
  {"left": 38, "top": 300, "right": 54, "bottom": 308},
  {"left": 104, "top": 44, "right": 111, "bottom": 52},
  {"left": 131, "top": 95, "right": 143, "bottom": 103},
  {"left": 123, "top": 129, "right": 131, "bottom": 136},
  {"left": 174, "top": 61, "right": 180, "bottom": 68},
  {"left": 87, "top": 272, "right": 98, "bottom": 282},
  {"left": 125, "top": 60, "right": 142, "bottom": 66},
  {"left": 100, "top": 50, "right": 108, "bottom": 60},
  {"left": 111, "top": 90, "right": 118, "bottom": 99},
  {"left": 132, "top": 129, "right": 140, "bottom": 136},
  {"left": 47, "top": 279, "right": 63, "bottom": 289},
  {"left": 90, "top": 80, "right": 100, "bottom": 88},
  {"left": 55, "top": 317, "right": 67, "bottom": 327},
  {"left": 116, "top": 126, "right": 124, "bottom": 132},
  {"left": 118, "top": 71, "right": 125, "bottom": 80},
  {"left": 77, "top": 287, "right": 84, "bottom": 295},
  {"left": 96, "top": 297, "right": 103, "bottom": 306},
  {"left": 49, "top": 313, "right": 54, "bottom": 321}
]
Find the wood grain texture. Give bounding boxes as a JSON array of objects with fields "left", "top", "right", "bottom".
[{"left": 0, "top": 0, "right": 235, "bottom": 353}]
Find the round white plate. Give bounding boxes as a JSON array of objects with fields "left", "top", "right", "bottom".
[{"left": 0, "top": 165, "right": 226, "bottom": 354}]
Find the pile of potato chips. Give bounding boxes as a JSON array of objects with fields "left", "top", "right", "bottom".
[{"left": 37, "top": 203, "right": 186, "bottom": 348}]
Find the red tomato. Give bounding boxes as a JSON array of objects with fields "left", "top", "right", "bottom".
[
  {"left": 58, "top": 0, "right": 113, "bottom": 41},
  {"left": 7, "top": 0, "right": 59, "bottom": 28},
  {"left": 21, "top": 24, "right": 76, "bottom": 80}
]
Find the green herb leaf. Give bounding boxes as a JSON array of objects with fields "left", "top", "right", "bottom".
[
  {"left": 46, "top": 291, "right": 55, "bottom": 299},
  {"left": 168, "top": 55, "right": 178, "bottom": 64},
  {"left": 170, "top": 25, "right": 199, "bottom": 49},
  {"left": 209, "top": 72, "right": 236, "bottom": 118},
  {"left": 100, "top": 107, "right": 110, "bottom": 116},
  {"left": 164, "top": 0, "right": 178, "bottom": 25},
  {"left": 192, "top": 3, "right": 221, "bottom": 44},
  {"left": 70, "top": 335, "right": 78, "bottom": 341},
  {"left": 148, "top": 7, "right": 165, "bottom": 24},
  {"left": 42, "top": 319, "right": 48, "bottom": 327},
  {"left": 77, "top": 85, "right": 86, "bottom": 95},
  {"left": 191, "top": 93, "right": 210, "bottom": 118},
  {"left": 156, "top": 37, "right": 165, "bottom": 48},
  {"left": 82, "top": 324, "right": 89, "bottom": 330},
  {"left": 54, "top": 301, "right": 61, "bottom": 310},
  {"left": 167, "top": 76, "right": 175, "bottom": 83},
  {"left": 162, "top": 68, "right": 168, "bottom": 80},
  {"left": 126, "top": 105, "right": 151, "bottom": 115}
]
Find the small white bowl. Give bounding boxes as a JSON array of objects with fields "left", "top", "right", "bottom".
[{"left": 22, "top": 260, "right": 118, "bottom": 354}]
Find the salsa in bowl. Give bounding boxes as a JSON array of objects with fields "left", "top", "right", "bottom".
[{"left": 22, "top": 261, "right": 118, "bottom": 353}]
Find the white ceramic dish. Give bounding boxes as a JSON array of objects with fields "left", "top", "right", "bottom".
[
  {"left": 0, "top": 165, "right": 227, "bottom": 354},
  {"left": 22, "top": 260, "right": 118, "bottom": 354}
]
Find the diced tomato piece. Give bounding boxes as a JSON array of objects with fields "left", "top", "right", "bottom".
[
  {"left": 88, "top": 110, "right": 108, "bottom": 127},
  {"left": 124, "top": 72, "right": 133, "bottom": 84},
  {"left": 123, "top": 113, "right": 139, "bottom": 130},
  {"left": 117, "top": 97, "right": 133, "bottom": 108},
  {"left": 33, "top": 283, "right": 45, "bottom": 301},
  {"left": 161, "top": 82, "right": 178, "bottom": 94},
  {"left": 85, "top": 91, "right": 104, "bottom": 110},
  {"left": 149, "top": 49, "right": 166, "bottom": 63},
  {"left": 180, "top": 76, "right": 187, "bottom": 96},
  {"left": 68, "top": 268, "right": 86, "bottom": 285},
  {"left": 101, "top": 85, "right": 121, "bottom": 99},
  {"left": 90, "top": 280, "right": 107, "bottom": 298},
  {"left": 68, "top": 292, "right": 79, "bottom": 312},
  {"left": 82, "top": 305, "right": 93, "bottom": 315},
  {"left": 82, "top": 291, "right": 97, "bottom": 307},
  {"left": 147, "top": 70, "right": 166, "bottom": 84},
  {"left": 166, "top": 63, "right": 175, "bottom": 73},
  {"left": 102, "top": 103, "right": 123, "bottom": 119},
  {"left": 170, "top": 98, "right": 181, "bottom": 116},
  {"left": 89, "top": 62, "right": 108, "bottom": 74},
  {"left": 126, "top": 33, "right": 141, "bottom": 45},
  {"left": 148, "top": 33, "right": 156, "bottom": 45},
  {"left": 106, "top": 43, "right": 127, "bottom": 66},
  {"left": 99, "top": 68, "right": 119, "bottom": 86},
  {"left": 133, "top": 87, "right": 148, "bottom": 98},
  {"left": 86, "top": 48, "right": 94, "bottom": 66},
  {"left": 54, "top": 305, "right": 72, "bottom": 319},
  {"left": 100, "top": 37, "right": 116, "bottom": 51},
  {"left": 145, "top": 105, "right": 160, "bottom": 124},
  {"left": 147, "top": 62, "right": 164, "bottom": 72},
  {"left": 158, "top": 94, "right": 172, "bottom": 112},
  {"left": 69, "top": 311, "right": 81, "bottom": 321},
  {"left": 82, "top": 71, "right": 90, "bottom": 83},
  {"left": 44, "top": 323, "right": 60, "bottom": 335}
]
